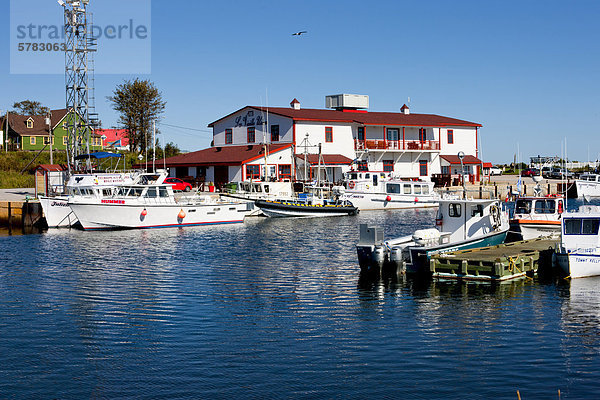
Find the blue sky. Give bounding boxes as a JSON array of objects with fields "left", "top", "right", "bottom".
[{"left": 2, "top": 0, "right": 600, "bottom": 164}]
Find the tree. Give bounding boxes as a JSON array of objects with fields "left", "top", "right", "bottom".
[
  {"left": 164, "top": 142, "right": 181, "bottom": 158},
  {"left": 12, "top": 100, "right": 50, "bottom": 116},
  {"left": 107, "top": 79, "right": 166, "bottom": 153}
]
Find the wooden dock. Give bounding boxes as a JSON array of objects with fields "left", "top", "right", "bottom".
[
  {"left": 0, "top": 200, "right": 45, "bottom": 231},
  {"left": 430, "top": 238, "right": 558, "bottom": 281}
]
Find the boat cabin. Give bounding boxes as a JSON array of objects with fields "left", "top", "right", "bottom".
[
  {"left": 579, "top": 173, "right": 600, "bottom": 182},
  {"left": 436, "top": 199, "right": 504, "bottom": 243},
  {"left": 345, "top": 171, "right": 433, "bottom": 196},
  {"left": 514, "top": 197, "right": 564, "bottom": 219},
  {"left": 562, "top": 206, "right": 600, "bottom": 250}
]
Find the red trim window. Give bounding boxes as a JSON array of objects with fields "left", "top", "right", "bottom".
[
  {"left": 325, "top": 126, "right": 333, "bottom": 143},
  {"left": 271, "top": 125, "right": 280, "bottom": 142},
  {"left": 419, "top": 128, "right": 427, "bottom": 143},
  {"left": 383, "top": 160, "right": 394, "bottom": 172},
  {"left": 225, "top": 128, "right": 233, "bottom": 144},
  {"left": 278, "top": 164, "right": 292, "bottom": 180},
  {"left": 247, "top": 127, "right": 255, "bottom": 143},
  {"left": 357, "top": 126, "right": 365, "bottom": 141},
  {"left": 447, "top": 129, "right": 454, "bottom": 144},
  {"left": 246, "top": 164, "right": 260, "bottom": 179},
  {"left": 419, "top": 160, "right": 428, "bottom": 176}
]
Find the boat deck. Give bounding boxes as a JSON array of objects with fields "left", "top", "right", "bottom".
[{"left": 430, "top": 238, "right": 558, "bottom": 281}]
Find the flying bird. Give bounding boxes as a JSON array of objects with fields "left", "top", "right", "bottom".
[{"left": 292, "top": 31, "right": 308, "bottom": 36}]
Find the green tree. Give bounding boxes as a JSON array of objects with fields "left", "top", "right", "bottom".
[
  {"left": 12, "top": 100, "right": 50, "bottom": 115},
  {"left": 107, "top": 79, "right": 166, "bottom": 153},
  {"left": 164, "top": 142, "right": 181, "bottom": 158}
]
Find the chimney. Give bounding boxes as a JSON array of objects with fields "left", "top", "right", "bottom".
[
  {"left": 290, "top": 98, "right": 301, "bottom": 110},
  {"left": 400, "top": 104, "right": 410, "bottom": 115}
]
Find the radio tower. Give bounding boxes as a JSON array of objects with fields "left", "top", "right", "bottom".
[{"left": 59, "top": 0, "right": 99, "bottom": 171}]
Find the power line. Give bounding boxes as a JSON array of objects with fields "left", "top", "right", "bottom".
[{"left": 158, "top": 122, "right": 212, "bottom": 133}]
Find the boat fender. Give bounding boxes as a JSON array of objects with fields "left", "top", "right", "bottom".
[
  {"left": 366, "top": 184, "right": 370, "bottom": 189},
  {"left": 414, "top": 197, "right": 419, "bottom": 203},
  {"left": 141, "top": 208, "right": 148, "bottom": 217},
  {"left": 178, "top": 209, "right": 186, "bottom": 219},
  {"left": 386, "top": 195, "right": 392, "bottom": 202}
]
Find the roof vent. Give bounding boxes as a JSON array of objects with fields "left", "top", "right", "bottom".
[
  {"left": 290, "top": 98, "right": 301, "bottom": 110},
  {"left": 326, "top": 94, "right": 369, "bottom": 110},
  {"left": 400, "top": 104, "right": 410, "bottom": 115}
]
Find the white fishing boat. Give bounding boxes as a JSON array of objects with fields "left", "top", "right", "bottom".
[
  {"left": 575, "top": 173, "right": 600, "bottom": 198},
  {"left": 39, "top": 171, "right": 139, "bottom": 228},
  {"left": 222, "top": 180, "right": 294, "bottom": 201},
  {"left": 555, "top": 205, "right": 600, "bottom": 278},
  {"left": 69, "top": 170, "right": 254, "bottom": 230},
  {"left": 510, "top": 195, "right": 564, "bottom": 240},
  {"left": 341, "top": 171, "right": 438, "bottom": 210},
  {"left": 357, "top": 197, "right": 509, "bottom": 274}
]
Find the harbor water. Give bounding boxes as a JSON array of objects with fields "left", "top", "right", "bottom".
[{"left": 1, "top": 203, "right": 600, "bottom": 399}]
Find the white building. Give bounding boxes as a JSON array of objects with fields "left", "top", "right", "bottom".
[{"left": 158, "top": 94, "right": 483, "bottom": 187}]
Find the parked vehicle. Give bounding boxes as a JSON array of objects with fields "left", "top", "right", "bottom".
[
  {"left": 164, "top": 177, "right": 192, "bottom": 192},
  {"left": 542, "top": 167, "right": 552, "bottom": 178},
  {"left": 550, "top": 167, "right": 574, "bottom": 179},
  {"left": 521, "top": 168, "right": 540, "bottom": 177},
  {"left": 489, "top": 167, "right": 503, "bottom": 176}
]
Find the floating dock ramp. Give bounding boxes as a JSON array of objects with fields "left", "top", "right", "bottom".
[{"left": 430, "top": 238, "right": 558, "bottom": 281}]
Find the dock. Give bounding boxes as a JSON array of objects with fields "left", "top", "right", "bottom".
[
  {"left": 0, "top": 189, "right": 45, "bottom": 232},
  {"left": 430, "top": 238, "right": 558, "bottom": 281}
]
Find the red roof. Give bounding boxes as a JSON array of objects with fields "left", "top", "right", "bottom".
[
  {"left": 97, "top": 129, "right": 130, "bottom": 147},
  {"left": 36, "top": 164, "right": 67, "bottom": 172},
  {"left": 209, "top": 106, "right": 481, "bottom": 128},
  {"left": 295, "top": 154, "right": 353, "bottom": 165},
  {"left": 483, "top": 162, "right": 493, "bottom": 168},
  {"left": 139, "top": 144, "right": 293, "bottom": 168},
  {"left": 440, "top": 155, "right": 482, "bottom": 165}
]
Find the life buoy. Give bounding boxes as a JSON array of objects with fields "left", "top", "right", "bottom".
[{"left": 348, "top": 181, "right": 355, "bottom": 189}]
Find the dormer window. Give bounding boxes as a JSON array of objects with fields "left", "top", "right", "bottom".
[{"left": 27, "top": 118, "right": 34, "bottom": 129}]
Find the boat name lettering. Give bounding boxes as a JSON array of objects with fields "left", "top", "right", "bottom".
[
  {"left": 574, "top": 257, "right": 600, "bottom": 263},
  {"left": 50, "top": 201, "right": 69, "bottom": 207},
  {"left": 101, "top": 199, "right": 125, "bottom": 205}
]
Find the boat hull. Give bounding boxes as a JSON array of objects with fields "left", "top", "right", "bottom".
[
  {"left": 341, "top": 192, "right": 438, "bottom": 210},
  {"left": 255, "top": 200, "right": 358, "bottom": 218},
  {"left": 556, "top": 252, "right": 600, "bottom": 278},
  {"left": 39, "top": 196, "right": 78, "bottom": 228},
  {"left": 70, "top": 202, "right": 253, "bottom": 230},
  {"left": 509, "top": 220, "right": 561, "bottom": 240}
]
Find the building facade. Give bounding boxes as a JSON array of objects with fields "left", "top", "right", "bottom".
[
  {"left": 159, "top": 94, "right": 483, "bottom": 186},
  {"left": 1, "top": 108, "right": 103, "bottom": 152}
]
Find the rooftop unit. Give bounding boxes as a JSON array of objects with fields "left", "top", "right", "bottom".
[{"left": 326, "top": 94, "right": 369, "bottom": 110}]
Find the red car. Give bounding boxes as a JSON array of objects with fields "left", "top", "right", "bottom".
[{"left": 164, "top": 177, "right": 192, "bottom": 192}]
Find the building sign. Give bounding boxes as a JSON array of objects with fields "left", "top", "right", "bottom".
[{"left": 235, "top": 110, "right": 264, "bottom": 127}]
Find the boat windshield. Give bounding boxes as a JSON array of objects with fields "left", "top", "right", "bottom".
[
  {"left": 534, "top": 199, "right": 555, "bottom": 214},
  {"left": 386, "top": 183, "right": 401, "bottom": 194},
  {"left": 515, "top": 199, "right": 532, "bottom": 214},
  {"left": 564, "top": 218, "right": 600, "bottom": 235}
]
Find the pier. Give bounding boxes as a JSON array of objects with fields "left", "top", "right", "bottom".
[
  {"left": 430, "top": 238, "right": 558, "bottom": 281},
  {"left": 0, "top": 189, "right": 45, "bottom": 232}
]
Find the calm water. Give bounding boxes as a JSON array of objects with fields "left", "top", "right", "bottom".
[{"left": 1, "top": 205, "right": 600, "bottom": 399}]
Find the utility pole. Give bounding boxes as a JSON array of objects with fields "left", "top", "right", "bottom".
[
  {"left": 5, "top": 111, "right": 9, "bottom": 153},
  {"left": 46, "top": 113, "right": 53, "bottom": 164},
  {"left": 152, "top": 119, "right": 156, "bottom": 172}
]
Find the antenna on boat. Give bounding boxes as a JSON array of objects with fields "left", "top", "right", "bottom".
[{"left": 458, "top": 151, "right": 466, "bottom": 199}]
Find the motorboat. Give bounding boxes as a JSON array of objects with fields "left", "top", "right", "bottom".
[
  {"left": 69, "top": 170, "right": 255, "bottom": 230},
  {"left": 255, "top": 187, "right": 358, "bottom": 218},
  {"left": 555, "top": 205, "right": 600, "bottom": 278},
  {"left": 39, "top": 171, "right": 139, "bottom": 228},
  {"left": 341, "top": 170, "right": 438, "bottom": 210},
  {"left": 222, "top": 180, "right": 294, "bottom": 201},
  {"left": 357, "top": 197, "right": 509, "bottom": 274},
  {"left": 509, "top": 195, "right": 564, "bottom": 240},
  {"left": 575, "top": 173, "right": 600, "bottom": 198}
]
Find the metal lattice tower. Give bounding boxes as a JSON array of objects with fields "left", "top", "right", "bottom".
[{"left": 62, "top": 0, "right": 98, "bottom": 170}]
